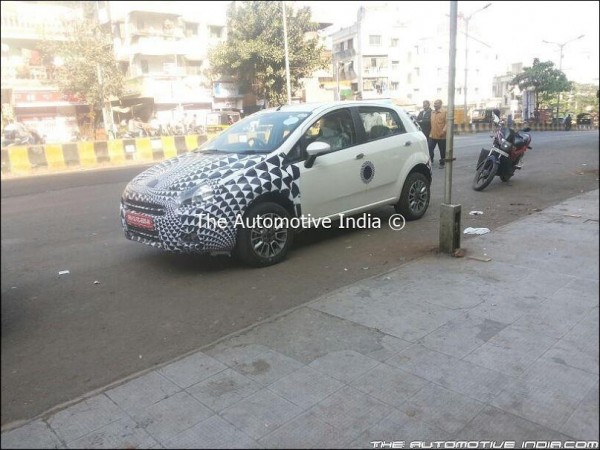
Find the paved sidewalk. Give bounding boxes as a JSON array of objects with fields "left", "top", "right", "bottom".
[{"left": 2, "top": 190, "right": 598, "bottom": 449}]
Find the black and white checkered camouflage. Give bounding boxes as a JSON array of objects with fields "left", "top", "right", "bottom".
[{"left": 120, "top": 151, "right": 301, "bottom": 254}]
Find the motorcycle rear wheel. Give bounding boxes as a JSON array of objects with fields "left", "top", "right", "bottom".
[{"left": 472, "top": 158, "right": 498, "bottom": 191}]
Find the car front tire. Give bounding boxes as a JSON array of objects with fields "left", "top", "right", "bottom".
[{"left": 236, "top": 202, "right": 294, "bottom": 267}]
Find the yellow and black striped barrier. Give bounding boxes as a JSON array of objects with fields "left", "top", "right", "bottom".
[
  {"left": 1, "top": 134, "right": 209, "bottom": 177},
  {"left": 453, "top": 122, "right": 597, "bottom": 134}
]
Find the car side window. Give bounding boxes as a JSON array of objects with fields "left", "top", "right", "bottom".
[
  {"left": 286, "top": 109, "right": 356, "bottom": 163},
  {"left": 359, "top": 107, "right": 406, "bottom": 142}
]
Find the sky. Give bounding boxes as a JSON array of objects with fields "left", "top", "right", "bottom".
[{"left": 296, "top": 0, "right": 600, "bottom": 85}]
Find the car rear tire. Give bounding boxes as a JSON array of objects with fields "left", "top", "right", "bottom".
[
  {"left": 236, "top": 202, "right": 294, "bottom": 267},
  {"left": 395, "top": 172, "right": 430, "bottom": 221}
]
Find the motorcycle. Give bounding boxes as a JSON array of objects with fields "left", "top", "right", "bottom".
[{"left": 472, "top": 110, "right": 532, "bottom": 191}]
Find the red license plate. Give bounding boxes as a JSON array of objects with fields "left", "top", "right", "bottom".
[{"left": 126, "top": 211, "right": 154, "bottom": 231}]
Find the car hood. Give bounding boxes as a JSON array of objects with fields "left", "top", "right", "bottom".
[{"left": 124, "top": 151, "right": 268, "bottom": 198}]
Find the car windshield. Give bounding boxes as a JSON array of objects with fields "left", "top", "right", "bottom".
[{"left": 198, "top": 110, "right": 311, "bottom": 154}]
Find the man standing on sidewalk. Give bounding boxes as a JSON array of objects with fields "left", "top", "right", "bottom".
[{"left": 429, "top": 99, "right": 447, "bottom": 169}]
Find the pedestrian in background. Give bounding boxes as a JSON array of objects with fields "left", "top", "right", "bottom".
[
  {"left": 416, "top": 100, "right": 432, "bottom": 141},
  {"left": 429, "top": 99, "right": 447, "bottom": 169}
]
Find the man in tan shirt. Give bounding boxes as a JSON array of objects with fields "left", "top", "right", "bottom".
[{"left": 429, "top": 99, "right": 447, "bottom": 168}]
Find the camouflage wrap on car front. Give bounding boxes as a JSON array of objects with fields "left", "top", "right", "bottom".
[{"left": 120, "top": 151, "right": 301, "bottom": 254}]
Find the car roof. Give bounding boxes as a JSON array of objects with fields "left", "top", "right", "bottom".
[{"left": 261, "top": 100, "right": 406, "bottom": 115}]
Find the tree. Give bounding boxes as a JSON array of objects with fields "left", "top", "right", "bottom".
[
  {"left": 510, "top": 58, "right": 571, "bottom": 113},
  {"left": 40, "top": 13, "right": 123, "bottom": 139},
  {"left": 209, "top": 1, "right": 330, "bottom": 107},
  {"left": 563, "top": 83, "right": 599, "bottom": 116}
]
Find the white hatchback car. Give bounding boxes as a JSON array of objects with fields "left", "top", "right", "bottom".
[{"left": 121, "top": 101, "right": 432, "bottom": 266}]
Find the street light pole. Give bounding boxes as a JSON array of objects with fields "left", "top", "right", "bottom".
[
  {"left": 462, "top": 3, "right": 491, "bottom": 126},
  {"left": 542, "top": 34, "right": 584, "bottom": 120}
]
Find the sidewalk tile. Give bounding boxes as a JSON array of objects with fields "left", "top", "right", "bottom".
[
  {"left": 220, "top": 389, "right": 303, "bottom": 440},
  {"left": 164, "top": 415, "right": 259, "bottom": 449},
  {"left": 386, "top": 344, "right": 510, "bottom": 402},
  {"left": 463, "top": 325, "right": 557, "bottom": 377},
  {"left": 349, "top": 363, "right": 428, "bottom": 408},
  {"left": 418, "top": 313, "right": 508, "bottom": 358},
  {"left": 47, "top": 395, "right": 126, "bottom": 444},
  {"left": 257, "top": 411, "right": 352, "bottom": 449},
  {"left": 206, "top": 308, "right": 385, "bottom": 365},
  {"left": 130, "top": 391, "right": 212, "bottom": 445},
  {"left": 267, "top": 366, "right": 344, "bottom": 410},
  {"left": 519, "top": 358, "right": 598, "bottom": 401},
  {"left": 105, "top": 371, "right": 180, "bottom": 415},
  {"left": 157, "top": 352, "right": 227, "bottom": 389},
  {"left": 186, "top": 368, "right": 262, "bottom": 413},
  {"left": 455, "top": 406, "right": 572, "bottom": 441},
  {"left": 225, "top": 348, "right": 305, "bottom": 387},
  {"left": 490, "top": 379, "right": 589, "bottom": 430},
  {"left": 347, "top": 409, "right": 451, "bottom": 449},
  {"left": 397, "top": 384, "right": 485, "bottom": 434},
  {"left": 308, "top": 386, "right": 390, "bottom": 441},
  {"left": 65, "top": 417, "right": 156, "bottom": 449},
  {"left": 560, "top": 382, "right": 600, "bottom": 440},
  {"left": 308, "top": 350, "right": 380, "bottom": 383},
  {"left": 0, "top": 420, "right": 64, "bottom": 449}
]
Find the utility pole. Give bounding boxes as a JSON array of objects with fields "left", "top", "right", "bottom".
[
  {"left": 542, "top": 34, "right": 584, "bottom": 120},
  {"left": 439, "top": 0, "right": 461, "bottom": 254}
]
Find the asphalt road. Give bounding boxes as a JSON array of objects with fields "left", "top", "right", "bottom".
[{"left": 1, "top": 130, "right": 598, "bottom": 427}]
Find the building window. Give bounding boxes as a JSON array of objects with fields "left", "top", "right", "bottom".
[
  {"left": 391, "top": 38, "right": 399, "bottom": 47},
  {"left": 391, "top": 60, "right": 399, "bottom": 71},
  {"left": 391, "top": 81, "right": 399, "bottom": 90},
  {"left": 141, "top": 60, "right": 149, "bottom": 74},
  {"left": 347, "top": 38, "right": 353, "bottom": 49},
  {"left": 407, "top": 73, "right": 412, "bottom": 84},
  {"left": 371, "top": 58, "right": 377, "bottom": 68},
  {"left": 209, "top": 26, "right": 222, "bottom": 39},
  {"left": 369, "top": 35, "right": 381, "bottom": 46},
  {"left": 414, "top": 67, "right": 420, "bottom": 76}
]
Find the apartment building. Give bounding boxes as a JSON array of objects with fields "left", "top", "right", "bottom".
[
  {"left": 96, "top": 1, "right": 234, "bottom": 127},
  {"left": 330, "top": 3, "right": 499, "bottom": 114},
  {"left": 1, "top": 1, "right": 85, "bottom": 142}
]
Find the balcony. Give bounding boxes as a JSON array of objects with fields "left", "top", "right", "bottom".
[
  {"left": 1, "top": 65, "right": 51, "bottom": 89},
  {"left": 333, "top": 48, "right": 356, "bottom": 60},
  {"left": 363, "top": 66, "right": 389, "bottom": 78}
]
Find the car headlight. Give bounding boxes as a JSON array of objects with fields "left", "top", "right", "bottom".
[{"left": 179, "top": 184, "right": 215, "bottom": 206}]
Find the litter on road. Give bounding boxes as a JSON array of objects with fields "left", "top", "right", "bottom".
[
  {"left": 58, "top": 270, "right": 70, "bottom": 275},
  {"left": 469, "top": 211, "right": 484, "bottom": 215},
  {"left": 463, "top": 227, "right": 491, "bottom": 235}
]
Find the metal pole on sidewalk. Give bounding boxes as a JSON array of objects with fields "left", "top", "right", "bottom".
[{"left": 439, "top": 0, "right": 461, "bottom": 254}]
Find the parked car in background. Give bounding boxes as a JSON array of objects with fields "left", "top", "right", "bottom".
[
  {"left": 576, "top": 113, "right": 592, "bottom": 126},
  {"left": 120, "top": 101, "right": 432, "bottom": 266}
]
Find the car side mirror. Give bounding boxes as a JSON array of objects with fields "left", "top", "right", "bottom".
[{"left": 304, "top": 141, "right": 332, "bottom": 168}]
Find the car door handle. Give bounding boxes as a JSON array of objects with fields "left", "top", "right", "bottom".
[
  {"left": 355, "top": 153, "right": 364, "bottom": 159},
  {"left": 404, "top": 141, "right": 412, "bottom": 146}
]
